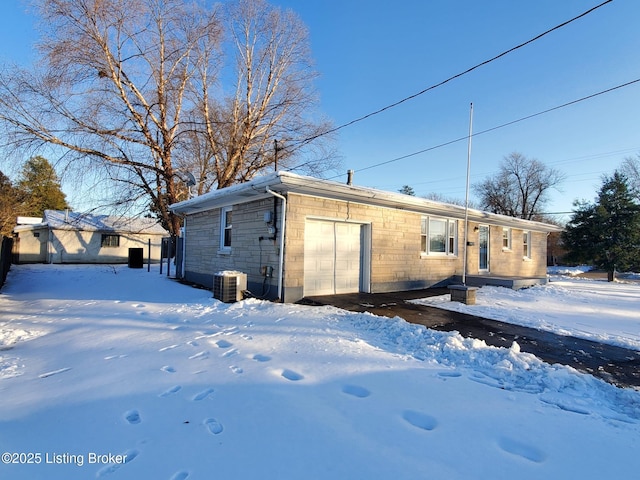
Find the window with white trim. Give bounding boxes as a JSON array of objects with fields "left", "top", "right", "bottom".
[
  {"left": 502, "top": 227, "right": 511, "bottom": 250},
  {"left": 220, "top": 206, "right": 232, "bottom": 249},
  {"left": 523, "top": 230, "right": 531, "bottom": 259},
  {"left": 101, "top": 234, "right": 120, "bottom": 247},
  {"left": 421, "top": 216, "right": 457, "bottom": 256}
]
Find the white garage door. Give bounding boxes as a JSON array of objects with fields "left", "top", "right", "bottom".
[{"left": 304, "top": 220, "right": 362, "bottom": 296}]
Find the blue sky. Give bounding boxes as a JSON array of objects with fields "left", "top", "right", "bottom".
[{"left": 2, "top": 0, "right": 639, "bottom": 221}]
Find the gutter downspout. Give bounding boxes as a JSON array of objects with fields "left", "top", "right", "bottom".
[
  {"left": 265, "top": 187, "right": 286, "bottom": 302},
  {"left": 47, "top": 228, "right": 53, "bottom": 264},
  {"left": 180, "top": 217, "right": 187, "bottom": 279},
  {"left": 171, "top": 211, "right": 186, "bottom": 279}
]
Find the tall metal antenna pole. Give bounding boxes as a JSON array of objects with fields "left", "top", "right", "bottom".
[{"left": 462, "top": 103, "right": 473, "bottom": 286}]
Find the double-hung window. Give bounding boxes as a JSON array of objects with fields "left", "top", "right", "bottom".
[
  {"left": 421, "top": 216, "right": 457, "bottom": 256},
  {"left": 502, "top": 228, "right": 512, "bottom": 250},
  {"left": 220, "top": 206, "right": 232, "bottom": 250},
  {"left": 523, "top": 230, "right": 531, "bottom": 259}
]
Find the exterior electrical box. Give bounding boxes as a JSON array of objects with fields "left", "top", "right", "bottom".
[{"left": 213, "top": 271, "right": 247, "bottom": 303}]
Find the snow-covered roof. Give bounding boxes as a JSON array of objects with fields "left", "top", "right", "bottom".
[
  {"left": 16, "top": 216, "right": 45, "bottom": 225},
  {"left": 170, "top": 171, "right": 562, "bottom": 232},
  {"left": 38, "top": 210, "right": 168, "bottom": 235}
]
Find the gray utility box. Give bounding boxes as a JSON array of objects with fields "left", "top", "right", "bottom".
[{"left": 213, "top": 271, "right": 247, "bottom": 303}]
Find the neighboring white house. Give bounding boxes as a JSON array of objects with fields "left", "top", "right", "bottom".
[{"left": 13, "top": 210, "right": 168, "bottom": 264}]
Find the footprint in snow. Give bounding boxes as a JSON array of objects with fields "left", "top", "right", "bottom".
[
  {"left": 104, "top": 354, "right": 128, "bottom": 360},
  {"left": 191, "top": 388, "right": 215, "bottom": 401},
  {"left": 95, "top": 448, "right": 139, "bottom": 477},
  {"left": 497, "top": 437, "right": 546, "bottom": 463},
  {"left": 159, "top": 385, "right": 182, "bottom": 397},
  {"left": 170, "top": 472, "right": 190, "bottom": 480},
  {"left": 161, "top": 365, "right": 176, "bottom": 373},
  {"left": 124, "top": 410, "right": 141, "bottom": 425},
  {"left": 221, "top": 348, "right": 239, "bottom": 358},
  {"left": 252, "top": 354, "right": 271, "bottom": 362},
  {"left": 341, "top": 385, "right": 371, "bottom": 398},
  {"left": 203, "top": 418, "right": 223, "bottom": 435},
  {"left": 402, "top": 410, "right": 438, "bottom": 431},
  {"left": 230, "top": 365, "right": 243, "bottom": 374},
  {"left": 214, "top": 339, "right": 233, "bottom": 348},
  {"left": 281, "top": 369, "right": 304, "bottom": 381},
  {"left": 38, "top": 367, "right": 72, "bottom": 379},
  {"left": 159, "top": 344, "right": 179, "bottom": 352},
  {"left": 188, "top": 351, "right": 209, "bottom": 360}
]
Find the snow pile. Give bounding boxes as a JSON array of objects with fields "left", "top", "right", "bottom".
[
  {"left": 1, "top": 265, "right": 640, "bottom": 480},
  {"left": 547, "top": 265, "right": 593, "bottom": 276},
  {"left": 0, "top": 327, "right": 44, "bottom": 349}
]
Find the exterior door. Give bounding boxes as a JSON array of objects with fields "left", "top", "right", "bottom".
[
  {"left": 304, "top": 220, "right": 362, "bottom": 296},
  {"left": 478, "top": 225, "right": 490, "bottom": 272}
]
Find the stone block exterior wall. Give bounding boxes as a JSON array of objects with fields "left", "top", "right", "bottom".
[
  {"left": 182, "top": 192, "right": 549, "bottom": 302},
  {"left": 183, "top": 198, "right": 281, "bottom": 296},
  {"left": 463, "top": 223, "right": 547, "bottom": 277},
  {"left": 283, "top": 193, "right": 463, "bottom": 300}
]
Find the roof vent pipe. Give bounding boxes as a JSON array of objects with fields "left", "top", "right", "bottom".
[{"left": 347, "top": 170, "right": 354, "bottom": 185}]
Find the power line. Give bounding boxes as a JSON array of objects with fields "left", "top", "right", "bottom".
[
  {"left": 340, "top": 77, "right": 640, "bottom": 177},
  {"left": 288, "top": 0, "right": 613, "bottom": 150}
]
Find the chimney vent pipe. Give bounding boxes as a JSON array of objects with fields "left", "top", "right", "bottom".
[{"left": 347, "top": 170, "right": 354, "bottom": 185}]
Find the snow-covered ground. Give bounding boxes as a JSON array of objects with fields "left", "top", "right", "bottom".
[
  {"left": 412, "top": 268, "right": 640, "bottom": 351},
  {"left": 1, "top": 264, "right": 640, "bottom": 480}
]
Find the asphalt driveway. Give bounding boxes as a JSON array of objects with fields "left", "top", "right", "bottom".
[{"left": 299, "top": 288, "right": 640, "bottom": 389}]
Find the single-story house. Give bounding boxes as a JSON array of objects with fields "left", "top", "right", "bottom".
[
  {"left": 13, "top": 210, "right": 168, "bottom": 264},
  {"left": 169, "top": 171, "right": 562, "bottom": 303}
]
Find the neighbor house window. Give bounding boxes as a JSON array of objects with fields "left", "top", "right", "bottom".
[
  {"left": 101, "top": 234, "right": 120, "bottom": 247},
  {"left": 421, "top": 216, "right": 457, "bottom": 255},
  {"left": 220, "top": 206, "right": 232, "bottom": 249},
  {"left": 523, "top": 231, "right": 531, "bottom": 259},
  {"left": 502, "top": 228, "right": 511, "bottom": 250}
]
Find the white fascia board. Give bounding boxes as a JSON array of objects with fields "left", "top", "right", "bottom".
[
  {"left": 276, "top": 173, "right": 562, "bottom": 233},
  {"left": 169, "top": 171, "right": 562, "bottom": 232},
  {"left": 169, "top": 172, "right": 284, "bottom": 215}
]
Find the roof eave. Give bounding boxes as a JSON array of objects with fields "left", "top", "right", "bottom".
[{"left": 169, "top": 171, "right": 563, "bottom": 232}]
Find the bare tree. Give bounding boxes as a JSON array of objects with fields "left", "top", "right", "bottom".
[
  {"left": 473, "top": 152, "right": 564, "bottom": 220},
  {"left": 423, "top": 192, "right": 478, "bottom": 208},
  {"left": 0, "top": 0, "right": 221, "bottom": 235},
  {"left": 620, "top": 154, "right": 640, "bottom": 202},
  {"left": 0, "top": 0, "right": 336, "bottom": 234},
  {"left": 185, "top": 0, "right": 338, "bottom": 190}
]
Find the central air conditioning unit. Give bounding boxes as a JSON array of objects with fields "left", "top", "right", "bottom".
[{"left": 213, "top": 271, "right": 247, "bottom": 303}]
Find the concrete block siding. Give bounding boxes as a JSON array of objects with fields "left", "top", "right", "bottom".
[{"left": 183, "top": 192, "right": 548, "bottom": 302}]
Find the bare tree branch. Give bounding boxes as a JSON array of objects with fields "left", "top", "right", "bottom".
[
  {"left": 0, "top": 0, "right": 337, "bottom": 232},
  {"left": 473, "top": 152, "right": 565, "bottom": 221}
]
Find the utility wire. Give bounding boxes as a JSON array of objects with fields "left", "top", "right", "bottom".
[
  {"left": 288, "top": 0, "right": 613, "bottom": 150},
  {"left": 330, "top": 77, "right": 640, "bottom": 177}
]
